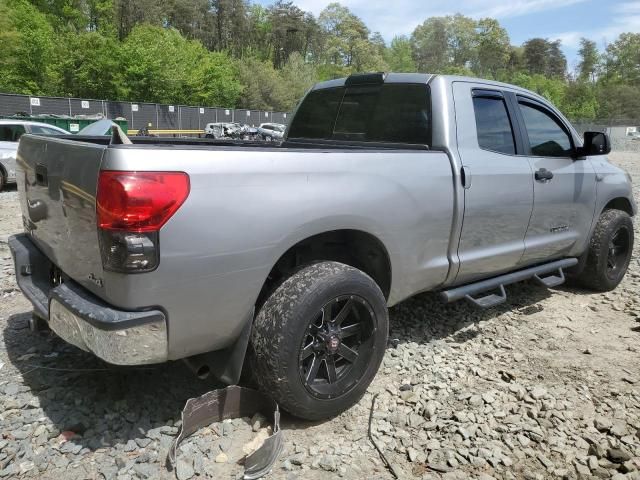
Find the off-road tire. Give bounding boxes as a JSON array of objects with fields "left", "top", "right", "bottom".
[
  {"left": 579, "top": 209, "right": 634, "bottom": 291},
  {"left": 250, "top": 261, "right": 388, "bottom": 420},
  {"left": 0, "top": 169, "right": 5, "bottom": 192}
]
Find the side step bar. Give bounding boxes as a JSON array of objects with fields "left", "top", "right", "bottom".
[{"left": 440, "top": 258, "right": 578, "bottom": 308}]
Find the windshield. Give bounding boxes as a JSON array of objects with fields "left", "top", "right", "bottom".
[{"left": 288, "top": 83, "right": 431, "bottom": 146}]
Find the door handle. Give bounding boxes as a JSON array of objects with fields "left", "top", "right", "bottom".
[{"left": 535, "top": 168, "right": 553, "bottom": 181}]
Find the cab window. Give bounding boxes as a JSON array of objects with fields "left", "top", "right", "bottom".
[
  {"left": 288, "top": 83, "right": 431, "bottom": 145},
  {"left": 518, "top": 101, "right": 573, "bottom": 157},
  {"left": 472, "top": 96, "right": 516, "bottom": 155}
]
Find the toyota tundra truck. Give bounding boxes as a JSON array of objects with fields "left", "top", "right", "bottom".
[{"left": 9, "top": 73, "right": 636, "bottom": 420}]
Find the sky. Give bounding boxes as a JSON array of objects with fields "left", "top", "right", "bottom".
[{"left": 255, "top": 0, "right": 640, "bottom": 71}]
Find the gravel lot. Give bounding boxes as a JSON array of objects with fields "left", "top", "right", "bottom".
[{"left": 0, "top": 152, "right": 639, "bottom": 480}]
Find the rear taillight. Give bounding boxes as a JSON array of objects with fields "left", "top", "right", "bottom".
[{"left": 96, "top": 171, "right": 190, "bottom": 272}]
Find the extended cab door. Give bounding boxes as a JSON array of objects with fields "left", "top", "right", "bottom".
[
  {"left": 452, "top": 82, "right": 534, "bottom": 283},
  {"left": 514, "top": 96, "right": 597, "bottom": 264}
]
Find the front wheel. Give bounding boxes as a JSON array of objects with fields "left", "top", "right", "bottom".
[
  {"left": 0, "top": 169, "right": 5, "bottom": 192},
  {"left": 250, "top": 262, "right": 388, "bottom": 420},
  {"left": 578, "top": 209, "right": 634, "bottom": 291}
]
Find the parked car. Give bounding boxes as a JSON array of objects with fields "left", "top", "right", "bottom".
[
  {"left": 257, "top": 123, "right": 286, "bottom": 141},
  {"left": 9, "top": 73, "right": 635, "bottom": 421},
  {"left": 0, "top": 120, "right": 68, "bottom": 191}
]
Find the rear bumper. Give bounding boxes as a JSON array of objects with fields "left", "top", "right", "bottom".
[{"left": 8, "top": 233, "right": 168, "bottom": 365}]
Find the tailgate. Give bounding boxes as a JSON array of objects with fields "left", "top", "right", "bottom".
[{"left": 17, "top": 134, "right": 107, "bottom": 296}]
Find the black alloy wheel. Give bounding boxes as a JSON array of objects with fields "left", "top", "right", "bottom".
[{"left": 299, "top": 295, "right": 376, "bottom": 399}]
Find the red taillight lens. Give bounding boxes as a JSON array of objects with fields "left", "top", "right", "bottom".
[{"left": 97, "top": 171, "right": 190, "bottom": 232}]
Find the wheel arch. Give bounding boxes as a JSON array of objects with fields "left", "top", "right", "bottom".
[
  {"left": 257, "top": 228, "right": 393, "bottom": 309},
  {"left": 603, "top": 196, "right": 635, "bottom": 217}
]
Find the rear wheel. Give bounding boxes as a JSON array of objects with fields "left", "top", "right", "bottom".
[
  {"left": 578, "top": 209, "right": 634, "bottom": 291},
  {"left": 250, "top": 261, "right": 388, "bottom": 420},
  {"left": 0, "top": 169, "right": 5, "bottom": 192}
]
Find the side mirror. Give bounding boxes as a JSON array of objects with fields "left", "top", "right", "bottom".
[{"left": 580, "top": 131, "right": 611, "bottom": 156}]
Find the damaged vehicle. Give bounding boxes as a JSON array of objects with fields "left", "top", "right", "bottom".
[{"left": 9, "top": 73, "right": 636, "bottom": 420}]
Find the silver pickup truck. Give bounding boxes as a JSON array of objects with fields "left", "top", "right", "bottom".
[{"left": 9, "top": 73, "right": 636, "bottom": 420}]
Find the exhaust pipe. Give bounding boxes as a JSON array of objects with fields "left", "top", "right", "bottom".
[{"left": 183, "top": 355, "right": 212, "bottom": 379}]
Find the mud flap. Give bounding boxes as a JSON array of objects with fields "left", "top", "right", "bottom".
[{"left": 168, "top": 386, "right": 283, "bottom": 480}]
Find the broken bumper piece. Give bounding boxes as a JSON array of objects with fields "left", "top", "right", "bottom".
[{"left": 169, "top": 386, "right": 283, "bottom": 480}]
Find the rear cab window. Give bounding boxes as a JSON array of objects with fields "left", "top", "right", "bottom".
[{"left": 288, "top": 83, "right": 431, "bottom": 146}]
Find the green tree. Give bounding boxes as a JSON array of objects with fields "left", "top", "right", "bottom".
[
  {"left": 474, "top": 18, "right": 510, "bottom": 77},
  {"left": 318, "top": 3, "right": 387, "bottom": 71},
  {"left": 384, "top": 36, "right": 415, "bottom": 72},
  {"left": 522, "top": 37, "right": 566, "bottom": 78},
  {"left": 577, "top": 38, "right": 599, "bottom": 82},
  {"left": 547, "top": 40, "right": 567, "bottom": 79},
  {"left": 411, "top": 14, "right": 478, "bottom": 73},
  {"left": 603, "top": 33, "right": 640, "bottom": 86},
  {"left": 280, "top": 52, "right": 317, "bottom": 108},
  {"left": 446, "top": 14, "right": 477, "bottom": 68},
  {"left": 268, "top": 1, "right": 310, "bottom": 69},
  {"left": 59, "top": 31, "right": 122, "bottom": 99},
  {"left": 562, "top": 81, "right": 598, "bottom": 120},
  {"left": 509, "top": 72, "right": 566, "bottom": 107},
  {"left": 114, "top": 0, "right": 167, "bottom": 40},
  {"left": 166, "top": 0, "right": 210, "bottom": 42},
  {"left": 522, "top": 38, "right": 549, "bottom": 75},
  {"left": 411, "top": 17, "right": 449, "bottom": 72},
  {"left": 210, "top": 0, "right": 249, "bottom": 56},
  {"left": 0, "top": 0, "right": 61, "bottom": 95},
  {"left": 119, "top": 25, "right": 241, "bottom": 106},
  {"left": 596, "top": 83, "right": 640, "bottom": 121},
  {"left": 237, "top": 57, "right": 291, "bottom": 110}
]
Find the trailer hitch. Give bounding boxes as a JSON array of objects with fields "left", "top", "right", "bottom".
[{"left": 168, "top": 386, "right": 283, "bottom": 480}]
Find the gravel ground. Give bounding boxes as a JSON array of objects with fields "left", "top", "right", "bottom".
[{"left": 0, "top": 152, "right": 639, "bottom": 480}]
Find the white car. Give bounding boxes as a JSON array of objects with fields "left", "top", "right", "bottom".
[
  {"left": 0, "top": 120, "right": 68, "bottom": 190},
  {"left": 257, "top": 123, "right": 286, "bottom": 141}
]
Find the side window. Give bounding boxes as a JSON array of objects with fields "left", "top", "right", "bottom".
[
  {"left": 0, "top": 125, "right": 26, "bottom": 141},
  {"left": 519, "top": 102, "right": 572, "bottom": 157},
  {"left": 472, "top": 96, "right": 516, "bottom": 155}
]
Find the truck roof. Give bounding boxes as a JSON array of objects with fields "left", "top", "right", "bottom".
[{"left": 312, "top": 72, "right": 550, "bottom": 106}]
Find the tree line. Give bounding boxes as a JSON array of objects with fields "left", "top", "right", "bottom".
[{"left": 1, "top": 0, "right": 639, "bottom": 121}]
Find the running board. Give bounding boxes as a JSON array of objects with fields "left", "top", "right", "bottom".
[{"left": 440, "top": 258, "right": 578, "bottom": 308}]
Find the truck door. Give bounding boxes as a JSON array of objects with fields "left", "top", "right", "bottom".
[
  {"left": 514, "top": 96, "right": 597, "bottom": 264},
  {"left": 452, "top": 82, "right": 534, "bottom": 284}
]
